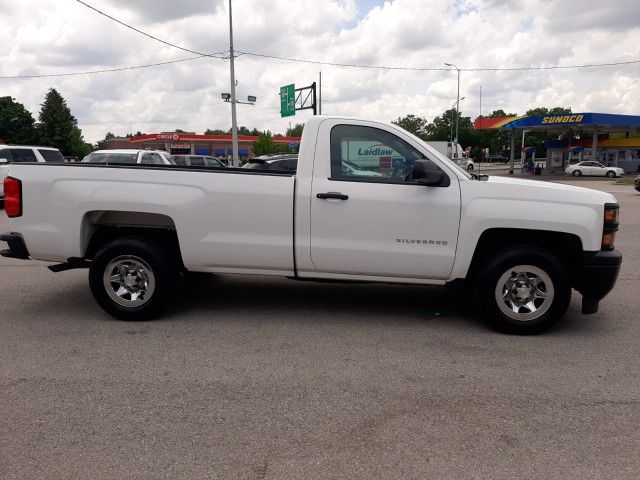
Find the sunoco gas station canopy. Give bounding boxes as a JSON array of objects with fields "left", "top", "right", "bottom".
[{"left": 474, "top": 112, "right": 640, "bottom": 134}]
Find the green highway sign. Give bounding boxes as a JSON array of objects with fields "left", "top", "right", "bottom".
[{"left": 280, "top": 84, "right": 295, "bottom": 117}]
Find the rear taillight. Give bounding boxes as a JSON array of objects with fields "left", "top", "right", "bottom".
[{"left": 4, "top": 176, "right": 22, "bottom": 218}]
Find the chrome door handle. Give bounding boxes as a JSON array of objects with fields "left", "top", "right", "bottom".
[{"left": 316, "top": 192, "right": 349, "bottom": 200}]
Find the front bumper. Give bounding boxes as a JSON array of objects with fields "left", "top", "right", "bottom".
[
  {"left": 578, "top": 249, "right": 622, "bottom": 314},
  {"left": 0, "top": 232, "right": 30, "bottom": 260}
]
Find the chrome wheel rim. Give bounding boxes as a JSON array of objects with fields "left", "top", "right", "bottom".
[
  {"left": 103, "top": 255, "right": 155, "bottom": 308},
  {"left": 495, "top": 265, "right": 554, "bottom": 321}
]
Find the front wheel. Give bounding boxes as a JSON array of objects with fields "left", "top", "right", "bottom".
[
  {"left": 89, "top": 237, "right": 178, "bottom": 320},
  {"left": 467, "top": 164, "right": 474, "bottom": 171},
  {"left": 572, "top": 170, "right": 582, "bottom": 177},
  {"left": 606, "top": 170, "right": 616, "bottom": 178},
  {"left": 473, "top": 246, "right": 571, "bottom": 334}
]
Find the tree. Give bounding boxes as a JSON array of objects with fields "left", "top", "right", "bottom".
[
  {"left": 69, "top": 126, "right": 93, "bottom": 158},
  {"left": 392, "top": 114, "right": 428, "bottom": 139},
  {"left": 0, "top": 96, "right": 38, "bottom": 144},
  {"left": 425, "top": 108, "right": 475, "bottom": 146},
  {"left": 37, "top": 88, "right": 88, "bottom": 157},
  {"left": 104, "top": 132, "right": 115, "bottom": 140},
  {"left": 286, "top": 123, "right": 304, "bottom": 137},
  {"left": 252, "top": 131, "right": 289, "bottom": 156},
  {"left": 204, "top": 128, "right": 227, "bottom": 135}
]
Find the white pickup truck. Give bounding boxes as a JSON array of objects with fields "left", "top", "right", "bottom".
[{"left": 1, "top": 116, "right": 622, "bottom": 334}]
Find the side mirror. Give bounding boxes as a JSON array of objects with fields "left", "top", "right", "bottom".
[{"left": 412, "top": 159, "right": 446, "bottom": 186}]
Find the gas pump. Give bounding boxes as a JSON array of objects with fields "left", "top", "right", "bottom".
[{"left": 520, "top": 147, "right": 536, "bottom": 174}]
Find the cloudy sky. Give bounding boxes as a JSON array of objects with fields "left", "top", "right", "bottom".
[{"left": 1, "top": 0, "right": 639, "bottom": 142}]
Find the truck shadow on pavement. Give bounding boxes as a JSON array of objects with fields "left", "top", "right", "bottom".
[
  {"left": 168, "top": 273, "right": 595, "bottom": 335},
  {"left": 166, "top": 273, "right": 490, "bottom": 331},
  {"left": 18, "top": 270, "right": 593, "bottom": 334}
]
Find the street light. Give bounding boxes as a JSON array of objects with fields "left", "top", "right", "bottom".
[
  {"left": 449, "top": 96, "right": 465, "bottom": 157},
  {"left": 221, "top": 93, "right": 257, "bottom": 105},
  {"left": 445, "top": 62, "right": 461, "bottom": 160}
]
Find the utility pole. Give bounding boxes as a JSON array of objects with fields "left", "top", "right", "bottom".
[
  {"left": 228, "top": 0, "right": 239, "bottom": 166},
  {"left": 479, "top": 85, "right": 482, "bottom": 173},
  {"left": 319, "top": 71, "right": 322, "bottom": 115},
  {"left": 448, "top": 96, "right": 464, "bottom": 157},
  {"left": 445, "top": 63, "right": 461, "bottom": 160}
]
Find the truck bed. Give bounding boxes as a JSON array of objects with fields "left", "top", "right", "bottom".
[{"left": 7, "top": 162, "right": 297, "bottom": 275}]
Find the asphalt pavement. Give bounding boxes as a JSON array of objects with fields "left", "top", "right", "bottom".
[{"left": 1, "top": 178, "right": 639, "bottom": 479}]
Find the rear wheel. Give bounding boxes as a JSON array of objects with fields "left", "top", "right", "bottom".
[
  {"left": 473, "top": 246, "right": 571, "bottom": 334},
  {"left": 572, "top": 170, "right": 582, "bottom": 177},
  {"left": 606, "top": 170, "right": 616, "bottom": 178},
  {"left": 89, "top": 237, "right": 178, "bottom": 320}
]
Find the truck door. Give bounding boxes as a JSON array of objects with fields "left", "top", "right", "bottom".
[{"left": 309, "top": 121, "right": 461, "bottom": 280}]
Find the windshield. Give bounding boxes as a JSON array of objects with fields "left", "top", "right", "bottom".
[{"left": 82, "top": 152, "right": 138, "bottom": 164}]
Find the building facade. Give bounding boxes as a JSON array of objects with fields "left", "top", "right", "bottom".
[{"left": 97, "top": 133, "right": 301, "bottom": 160}]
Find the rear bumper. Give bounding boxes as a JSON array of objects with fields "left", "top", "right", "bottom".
[
  {"left": 0, "top": 232, "right": 30, "bottom": 260},
  {"left": 579, "top": 250, "right": 622, "bottom": 314}
]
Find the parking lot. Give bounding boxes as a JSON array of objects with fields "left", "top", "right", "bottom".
[{"left": 1, "top": 178, "right": 638, "bottom": 479}]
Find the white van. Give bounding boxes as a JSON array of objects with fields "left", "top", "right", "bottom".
[{"left": 0, "top": 145, "right": 64, "bottom": 200}]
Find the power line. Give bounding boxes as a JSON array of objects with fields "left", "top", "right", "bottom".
[
  {"left": 237, "top": 51, "right": 449, "bottom": 71},
  {"left": 0, "top": 55, "right": 209, "bottom": 79},
  {"left": 464, "top": 59, "right": 640, "bottom": 72},
  {"left": 74, "top": 0, "right": 226, "bottom": 59},
  {"left": 238, "top": 50, "right": 640, "bottom": 72}
]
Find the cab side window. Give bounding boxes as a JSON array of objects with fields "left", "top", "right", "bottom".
[
  {"left": 9, "top": 148, "right": 36, "bottom": 163},
  {"left": 0, "top": 149, "right": 12, "bottom": 162},
  {"left": 330, "top": 125, "right": 432, "bottom": 183}
]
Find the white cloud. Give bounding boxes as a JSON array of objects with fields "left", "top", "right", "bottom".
[{"left": 1, "top": 0, "right": 639, "bottom": 143}]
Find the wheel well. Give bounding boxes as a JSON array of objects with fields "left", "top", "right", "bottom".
[
  {"left": 81, "top": 211, "right": 184, "bottom": 268},
  {"left": 467, "top": 228, "right": 583, "bottom": 286}
]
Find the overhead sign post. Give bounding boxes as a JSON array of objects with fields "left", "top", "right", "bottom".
[
  {"left": 280, "top": 82, "right": 318, "bottom": 117},
  {"left": 280, "top": 84, "right": 296, "bottom": 118}
]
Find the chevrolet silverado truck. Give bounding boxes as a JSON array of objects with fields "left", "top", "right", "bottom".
[{"left": 1, "top": 116, "right": 622, "bottom": 334}]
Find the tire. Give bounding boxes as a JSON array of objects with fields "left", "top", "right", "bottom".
[
  {"left": 467, "top": 164, "right": 474, "bottom": 171},
  {"left": 572, "top": 170, "right": 582, "bottom": 177},
  {"left": 472, "top": 246, "right": 571, "bottom": 334},
  {"left": 606, "top": 170, "right": 616, "bottom": 178},
  {"left": 89, "top": 237, "right": 178, "bottom": 320}
]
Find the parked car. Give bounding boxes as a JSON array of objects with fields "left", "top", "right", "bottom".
[
  {"left": 635, "top": 175, "right": 640, "bottom": 192},
  {"left": 0, "top": 145, "right": 64, "bottom": 201},
  {"left": 242, "top": 154, "right": 298, "bottom": 172},
  {"left": 565, "top": 161, "right": 624, "bottom": 178},
  {"left": 81, "top": 149, "right": 174, "bottom": 165},
  {"left": 172, "top": 155, "right": 226, "bottom": 168},
  {"left": 487, "top": 154, "right": 508, "bottom": 163},
  {"left": 1, "top": 115, "right": 621, "bottom": 334},
  {"left": 463, "top": 158, "right": 475, "bottom": 170},
  {"left": 454, "top": 157, "right": 475, "bottom": 171}
]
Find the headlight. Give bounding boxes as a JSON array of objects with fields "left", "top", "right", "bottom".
[{"left": 602, "top": 203, "right": 619, "bottom": 250}]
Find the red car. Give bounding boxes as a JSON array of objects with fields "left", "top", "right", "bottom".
[{"left": 635, "top": 175, "right": 640, "bottom": 192}]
